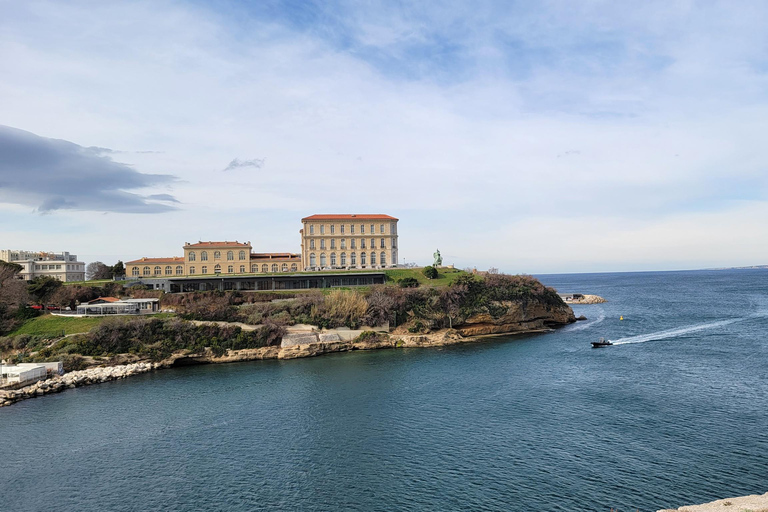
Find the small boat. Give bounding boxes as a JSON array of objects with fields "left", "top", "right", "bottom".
[{"left": 591, "top": 337, "right": 613, "bottom": 348}]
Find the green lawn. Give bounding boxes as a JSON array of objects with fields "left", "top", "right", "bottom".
[
  {"left": 11, "top": 314, "right": 108, "bottom": 337},
  {"left": 63, "top": 279, "right": 127, "bottom": 287},
  {"left": 384, "top": 267, "right": 468, "bottom": 287}
]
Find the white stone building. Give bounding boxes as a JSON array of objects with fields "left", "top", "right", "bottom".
[{"left": 0, "top": 250, "right": 86, "bottom": 282}]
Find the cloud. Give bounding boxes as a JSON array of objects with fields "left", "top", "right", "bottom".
[
  {"left": 0, "top": 125, "right": 178, "bottom": 213},
  {"left": 222, "top": 158, "right": 265, "bottom": 172}
]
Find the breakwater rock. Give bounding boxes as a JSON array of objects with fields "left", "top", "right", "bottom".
[
  {"left": 658, "top": 491, "right": 768, "bottom": 511},
  {"left": 564, "top": 294, "right": 606, "bottom": 304},
  {"left": 0, "top": 362, "right": 155, "bottom": 407}
]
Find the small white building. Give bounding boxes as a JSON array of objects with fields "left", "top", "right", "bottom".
[
  {"left": 75, "top": 298, "right": 159, "bottom": 316},
  {"left": 1, "top": 363, "right": 48, "bottom": 386},
  {"left": 0, "top": 249, "right": 86, "bottom": 282}
]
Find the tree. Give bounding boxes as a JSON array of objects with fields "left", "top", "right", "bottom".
[
  {"left": 0, "top": 260, "right": 28, "bottom": 313},
  {"left": 422, "top": 266, "right": 438, "bottom": 279},
  {"left": 27, "top": 276, "right": 63, "bottom": 308},
  {"left": 110, "top": 260, "right": 125, "bottom": 279},
  {"left": 86, "top": 261, "right": 112, "bottom": 280}
]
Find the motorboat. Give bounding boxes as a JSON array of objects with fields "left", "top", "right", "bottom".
[{"left": 591, "top": 337, "right": 613, "bottom": 348}]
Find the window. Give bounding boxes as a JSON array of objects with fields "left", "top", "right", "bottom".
[
  {"left": 214, "top": 251, "right": 221, "bottom": 259},
  {"left": 380, "top": 224, "right": 385, "bottom": 233},
  {"left": 202, "top": 266, "right": 208, "bottom": 274},
  {"left": 393, "top": 239, "right": 397, "bottom": 248},
  {"left": 331, "top": 239, "right": 336, "bottom": 249},
  {"left": 309, "top": 253, "right": 316, "bottom": 267},
  {"left": 291, "top": 263, "right": 297, "bottom": 271},
  {"left": 240, "top": 265, "right": 245, "bottom": 273},
  {"left": 310, "top": 239, "right": 315, "bottom": 250},
  {"left": 380, "top": 252, "right": 386, "bottom": 266},
  {"left": 371, "top": 238, "right": 375, "bottom": 249},
  {"left": 361, "top": 239, "right": 366, "bottom": 249},
  {"left": 371, "top": 224, "right": 374, "bottom": 234},
  {"left": 320, "top": 239, "right": 326, "bottom": 250},
  {"left": 227, "top": 265, "right": 234, "bottom": 273},
  {"left": 320, "top": 253, "right": 327, "bottom": 267},
  {"left": 320, "top": 225, "right": 325, "bottom": 235},
  {"left": 227, "top": 251, "right": 234, "bottom": 261},
  {"left": 381, "top": 238, "right": 385, "bottom": 248},
  {"left": 330, "top": 225, "right": 335, "bottom": 234},
  {"left": 201, "top": 251, "right": 208, "bottom": 261},
  {"left": 251, "top": 264, "right": 257, "bottom": 272},
  {"left": 165, "top": 266, "right": 172, "bottom": 275},
  {"left": 239, "top": 250, "right": 246, "bottom": 260},
  {"left": 341, "top": 239, "right": 346, "bottom": 249},
  {"left": 132, "top": 267, "right": 139, "bottom": 276},
  {"left": 330, "top": 253, "right": 337, "bottom": 266},
  {"left": 361, "top": 224, "right": 365, "bottom": 234},
  {"left": 361, "top": 252, "right": 366, "bottom": 266},
  {"left": 350, "top": 224, "right": 354, "bottom": 234},
  {"left": 310, "top": 225, "right": 314, "bottom": 235},
  {"left": 189, "top": 266, "right": 196, "bottom": 274},
  {"left": 371, "top": 252, "right": 376, "bottom": 265},
  {"left": 143, "top": 266, "right": 150, "bottom": 276},
  {"left": 282, "top": 263, "right": 288, "bottom": 272},
  {"left": 272, "top": 263, "right": 278, "bottom": 272},
  {"left": 176, "top": 266, "right": 183, "bottom": 275},
  {"left": 340, "top": 253, "right": 346, "bottom": 266},
  {"left": 214, "top": 264, "right": 221, "bottom": 273},
  {"left": 188, "top": 251, "right": 196, "bottom": 261},
  {"left": 262, "top": 264, "right": 268, "bottom": 272},
  {"left": 351, "top": 252, "right": 356, "bottom": 265},
  {"left": 351, "top": 239, "right": 356, "bottom": 249},
  {"left": 341, "top": 224, "right": 345, "bottom": 234}
]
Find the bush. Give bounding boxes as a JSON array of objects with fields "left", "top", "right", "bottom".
[
  {"left": 62, "top": 354, "right": 88, "bottom": 372},
  {"left": 422, "top": 266, "right": 438, "bottom": 279},
  {"left": 398, "top": 277, "right": 419, "bottom": 288}
]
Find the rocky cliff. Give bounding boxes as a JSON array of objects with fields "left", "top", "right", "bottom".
[{"left": 455, "top": 300, "right": 576, "bottom": 337}]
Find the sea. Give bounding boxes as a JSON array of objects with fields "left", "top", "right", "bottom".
[{"left": 1, "top": 269, "right": 767, "bottom": 512}]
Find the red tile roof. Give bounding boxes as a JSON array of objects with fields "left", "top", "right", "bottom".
[
  {"left": 126, "top": 257, "right": 185, "bottom": 264},
  {"left": 184, "top": 241, "right": 251, "bottom": 248},
  {"left": 88, "top": 297, "right": 120, "bottom": 304},
  {"left": 301, "top": 214, "right": 398, "bottom": 221}
]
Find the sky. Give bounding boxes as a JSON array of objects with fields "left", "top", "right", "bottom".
[{"left": 1, "top": 0, "right": 768, "bottom": 274}]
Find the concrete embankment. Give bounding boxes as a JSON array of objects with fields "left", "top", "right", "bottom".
[{"left": 658, "top": 491, "right": 768, "bottom": 512}]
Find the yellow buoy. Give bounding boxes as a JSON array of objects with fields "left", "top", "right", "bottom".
[{"left": 620, "top": 316, "right": 624, "bottom": 321}]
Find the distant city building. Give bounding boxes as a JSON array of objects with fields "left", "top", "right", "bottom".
[
  {"left": 300, "top": 214, "right": 399, "bottom": 270},
  {"left": 0, "top": 250, "right": 85, "bottom": 282}
]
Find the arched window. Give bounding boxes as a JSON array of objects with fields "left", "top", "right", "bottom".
[
  {"left": 380, "top": 252, "right": 386, "bottom": 266},
  {"left": 176, "top": 266, "right": 183, "bottom": 275},
  {"left": 165, "top": 266, "right": 172, "bottom": 275},
  {"left": 214, "top": 264, "right": 221, "bottom": 273},
  {"left": 330, "top": 253, "right": 337, "bottom": 266},
  {"left": 214, "top": 251, "right": 221, "bottom": 259},
  {"left": 281, "top": 263, "right": 288, "bottom": 272},
  {"left": 251, "top": 264, "right": 257, "bottom": 272},
  {"left": 291, "top": 263, "right": 297, "bottom": 271},
  {"left": 131, "top": 267, "right": 139, "bottom": 276},
  {"left": 262, "top": 264, "right": 268, "bottom": 272},
  {"left": 189, "top": 266, "right": 196, "bottom": 274},
  {"left": 351, "top": 252, "right": 356, "bottom": 266},
  {"left": 361, "top": 252, "right": 366, "bottom": 266},
  {"left": 201, "top": 251, "right": 208, "bottom": 261},
  {"left": 188, "top": 251, "right": 196, "bottom": 261},
  {"left": 320, "top": 253, "right": 327, "bottom": 267},
  {"left": 370, "top": 252, "right": 376, "bottom": 265},
  {"left": 202, "top": 266, "right": 208, "bottom": 274},
  {"left": 227, "top": 251, "right": 234, "bottom": 261},
  {"left": 240, "top": 265, "right": 245, "bottom": 273},
  {"left": 227, "top": 265, "right": 233, "bottom": 273},
  {"left": 340, "top": 253, "right": 346, "bottom": 266},
  {"left": 272, "top": 263, "right": 278, "bottom": 272},
  {"left": 143, "top": 266, "right": 150, "bottom": 275},
  {"left": 309, "top": 253, "right": 316, "bottom": 267},
  {"left": 239, "top": 250, "right": 246, "bottom": 260}
]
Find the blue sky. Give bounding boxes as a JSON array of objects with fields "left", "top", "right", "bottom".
[{"left": 1, "top": 0, "right": 768, "bottom": 273}]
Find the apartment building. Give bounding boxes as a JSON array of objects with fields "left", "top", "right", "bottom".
[{"left": 0, "top": 250, "right": 86, "bottom": 282}]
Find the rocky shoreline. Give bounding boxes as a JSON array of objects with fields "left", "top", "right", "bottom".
[{"left": 658, "top": 491, "right": 768, "bottom": 512}]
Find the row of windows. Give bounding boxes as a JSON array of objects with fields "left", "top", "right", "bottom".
[
  {"left": 308, "top": 238, "right": 394, "bottom": 250},
  {"left": 308, "top": 252, "right": 387, "bottom": 267},
  {"left": 188, "top": 250, "right": 247, "bottom": 262},
  {"left": 130, "top": 263, "right": 299, "bottom": 276},
  {"left": 309, "top": 223, "right": 391, "bottom": 235}
]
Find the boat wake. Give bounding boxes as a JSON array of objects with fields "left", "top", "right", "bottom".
[
  {"left": 568, "top": 309, "right": 605, "bottom": 332},
  {"left": 611, "top": 318, "right": 745, "bottom": 345}
]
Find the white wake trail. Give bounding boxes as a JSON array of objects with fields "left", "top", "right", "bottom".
[
  {"left": 568, "top": 310, "right": 606, "bottom": 332},
  {"left": 611, "top": 318, "right": 744, "bottom": 345}
]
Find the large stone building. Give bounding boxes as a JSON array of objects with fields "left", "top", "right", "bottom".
[
  {"left": 300, "top": 214, "right": 399, "bottom": 270},
  {"left": 0, "top": 250, "right": 86, "bottom": 282},
  {"left": 126, "top": 241, "right": 301, "bottom": 278}
]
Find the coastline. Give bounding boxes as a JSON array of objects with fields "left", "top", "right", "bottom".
[
  {"left": 0, "top": 327, "right": 551, "bottom": 408},
  {"left": 658, "top": 492, "right": 768, "bottom": 511}
]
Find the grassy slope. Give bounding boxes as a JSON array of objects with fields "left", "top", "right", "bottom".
[
  {"left": 10, "top": 315, "right": 108, "bottom": 337},
  {"left": 384, "top": 267, "right": 467, "bottom": 287}
]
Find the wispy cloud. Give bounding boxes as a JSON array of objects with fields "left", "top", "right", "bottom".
[
  {"left": 222, "top": 158, "right": 265, "bottom": 172},
  {"left": 0, "top": 125, "right": 178, "bottom": 213}
]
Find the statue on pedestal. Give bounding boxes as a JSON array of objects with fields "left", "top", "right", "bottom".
[{"left": 433, "top": 249, "right": 442, "bottom": 267}]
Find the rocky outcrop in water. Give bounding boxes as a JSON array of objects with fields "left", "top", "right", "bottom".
[
  {"left": 657, "top": 491, "right": 768, "bottom": 512},
  {"left": 456, "top": 301, "right": 575, "bottom": 337}
]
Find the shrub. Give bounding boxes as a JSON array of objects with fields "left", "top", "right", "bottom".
[
  {"left": 422, "top": 266, "right": 438, "bottom": 279},
  {"left": 398, "top": 277, "right": 419, "bottom": 288},
  {"left": 62, "top": 354, "right": 88, "bottom": 372}
]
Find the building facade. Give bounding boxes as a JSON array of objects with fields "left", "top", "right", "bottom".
[
  {"left": 300, "top": 214, "right": 399, "bottom": 270},
  {"left": 0, "top": 250, "right": 86, "bottom": 282}
]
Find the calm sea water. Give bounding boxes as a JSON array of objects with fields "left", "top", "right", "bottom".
[{"left": 1, "top": 269, "right": 767, "bottom": 511}]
